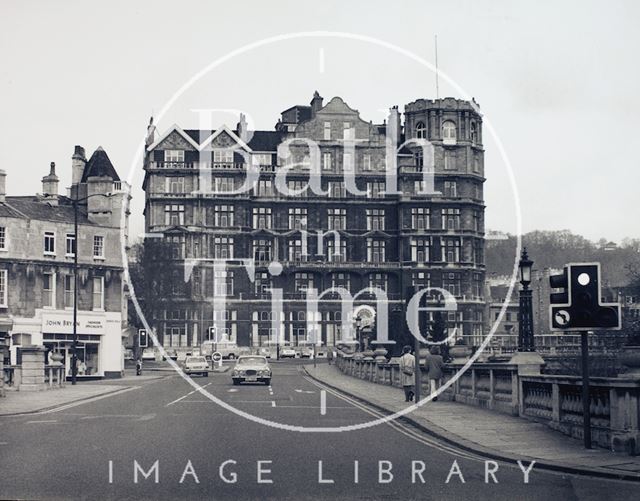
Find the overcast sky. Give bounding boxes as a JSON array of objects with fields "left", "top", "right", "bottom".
[{"left": 1, "top": 0, "right": 638, "bottom": 243}]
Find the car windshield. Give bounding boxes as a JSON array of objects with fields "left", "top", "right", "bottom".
[
  {"left": 186, "top": 357, "right": 206, "bottom": 363},
  {"left": 237, "top": 357, "right": 266, "bottom": 365}
]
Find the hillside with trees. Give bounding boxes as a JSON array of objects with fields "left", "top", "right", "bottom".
[{"left": 485, "top": 230, "right": 640, "bottom": 286}]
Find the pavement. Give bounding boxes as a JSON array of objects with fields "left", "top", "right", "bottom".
[
  {"left": 0, "top": 370, "right": 172, "bottom": 416},
  {"left": 304, "top": 363, "right": 640, "bottom": 481},
  {"left": 1, "top": 361, "right": 639, "bottom": 500}
]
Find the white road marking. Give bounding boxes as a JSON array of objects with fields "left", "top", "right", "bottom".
[
  {"left": 301, "top": 374, "right": 483, "bottom": 462},
  {"left": 227, "top": 389, "right": 238, "bottom": 393},
  {"left": 294, "top": 389, "right": 315, "bottom": 394},
  {"left": 26, "top": 420, "right": 58, "bottom": 424},
  {"left": 271, "top": 401, "right": 276, "bottom": 407},
  {"left": 319, "top": 47, "right": 325, "bottom": 73},
  {"left": 40, "top": 386, "right": 138, "bottom": 414},
  {"left": 81, "top": 415, "right": 139, "bottom": 420},
  {"left": 166, "top": 382, "right": 213, "bottom": 406},
  {"left": 320, "top": 390, "right": 327, "bottom": 415}
]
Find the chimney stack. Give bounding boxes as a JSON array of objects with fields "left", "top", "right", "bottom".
[
  {"left": 72, "top": 145, "right": 87, "bottom": 186},
  {"left": 145, "top": 116, "right": 156, "bottom": 147},
  {"left": 237, "top": 113, "right": 248, "bottom": 142},
  {"left": 42, "top": 161, "right": 59, "bottom": 204},
  {"left": 0, "top": 169, "right": 6, "bottom": 202},
  {"left": 310, "top": 91, "right": 323, "bottom": 118},
  {"left": 387, "top": 106, "right": 402, "bottom": 145}
]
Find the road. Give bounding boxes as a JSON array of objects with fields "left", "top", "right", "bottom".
[{"left": 0, "top": 361, "right": 638, "bottom": 500}]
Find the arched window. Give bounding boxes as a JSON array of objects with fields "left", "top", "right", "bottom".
[
  {"left": 470, "top": 122, "right": 477, "bottom": 145},
  {"left": 335, "top": 311, "right": 342, "bottom": 322},
  {"left": 442, "top": 121, "right": 457, "bottom": 144},
  {"left": 297, "top": 311, "right": 306, "bottom": 321},
  {"left": 415, "top": 121, "right": 426, "bottom": 139}
]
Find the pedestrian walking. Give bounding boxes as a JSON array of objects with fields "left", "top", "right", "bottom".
[
  {"left": 136, "top": 358, "right": 143, "bottom": 376},
  {"left": 426, "top": 346, "right": 444, "bottom": 401},
  {"left": 399, "top": 345, "right": 416, "bottom": 402},
  {"left": 327, "top": 348, "right": 334, "bottom": 365}
]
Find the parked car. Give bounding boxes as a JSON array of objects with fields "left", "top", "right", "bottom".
[
  {"left": 182, "top": 355, "right": 209, "bottom": 377},
  {"left": 257, "top": 347, "right": 271, "bottom": 358},
  {"left": 280, "top": 347, "right": 296, "bottom": 358},
  {"left": 297, "top": 346, "right": 313, "bottom": 358},
  {"left": 124, "top": 349, "right": 134, "bottom": 361},
  {"left": 141, "top": 349, "right": 156, "bottom": 361},
  {"left": 231, "top": 356, "right": 272, "bottom": 385}
]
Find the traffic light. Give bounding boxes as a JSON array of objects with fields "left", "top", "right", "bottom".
[
  {"left": 549, "top": 263, "right": 621, "bottom": 331},
  {"left": 138, "top": 329, "right": 148, "bottom": 348},
  {"left": 208, "top": 326, "right": 217, "bottom": 341}
]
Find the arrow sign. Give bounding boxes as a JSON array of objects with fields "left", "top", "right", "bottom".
[{"left": 554, "top": 310, "right": 571, "bottom": 327}]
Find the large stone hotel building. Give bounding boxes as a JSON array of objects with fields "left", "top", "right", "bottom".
[{"left": 142, "top": 92, "right": 485, "bottom": 352}]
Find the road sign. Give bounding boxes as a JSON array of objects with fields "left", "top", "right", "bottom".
[
  {"left": 549, "top": 263, "right": 621, "bottom": 331},
  {"left": 212, "top": 351, "right": 222, "bottom": 368}
]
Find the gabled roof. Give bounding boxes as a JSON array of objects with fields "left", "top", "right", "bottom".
[
  {"left": 197, "top": 125, "right": 253, "bottom": 152},
  {"left": 82, "top": 147, "right": 120, "bottom": 182},
  {"left": 2, "top": 196, "right": 94, "bottom": 225},
  {"left": 146, "top": 124, "right": 201, "bottom": 151},
  {"left": 182, "top": 129, "right": 285, "bottom": 152}
]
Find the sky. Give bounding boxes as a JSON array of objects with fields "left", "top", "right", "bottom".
[{"left": 1, "top": 0, "right": 638, "bottom": 243}]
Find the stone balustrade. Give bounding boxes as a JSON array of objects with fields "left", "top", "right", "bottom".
[{"left": 335, "top": 350, "right": 640, "bottom": 454}]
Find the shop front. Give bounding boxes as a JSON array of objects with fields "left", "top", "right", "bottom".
[{"left": 10, "top": 310, "right": 124, "bottom": 379}]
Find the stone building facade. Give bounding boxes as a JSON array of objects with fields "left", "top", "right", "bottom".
[
  {"left": 141, "top": 92, "right": 485, "bottom": 352},
  {"left": 0, "top": 146, "right": 130, "bottom": 378}
]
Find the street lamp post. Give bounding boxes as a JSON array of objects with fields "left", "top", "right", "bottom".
[
  {"left": 355, "top": 317, "right": 362, "bottom": 352},
  {"left": 70, "top": 192, "right": 111, "bottom": 385},
  {"left": 517, "top": 248, "right": 535, "bottom": 352}
]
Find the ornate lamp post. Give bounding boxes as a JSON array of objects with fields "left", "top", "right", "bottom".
[
  {"left": 355, "top": 317, "right": 362, "bottom": 352},
  {"left": 517, "top": 248, "right": 535, "bottom": 352}
]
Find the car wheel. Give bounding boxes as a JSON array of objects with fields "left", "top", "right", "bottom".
[
  {"left": 228, "top": 354, "right": 235, "bottom": 360},
  {"left": 232, "top": 379, "right": 240, "bottom": 385},
  {"left": 264, "top": 379, "right": 271, "bottom": 386},
  {"left": 203, "top": 372, "right": 208, "bottom": 377}
]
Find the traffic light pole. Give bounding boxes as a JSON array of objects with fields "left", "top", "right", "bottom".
[{"left": 580, "top": 331, "right": 592, "bottom": 449}]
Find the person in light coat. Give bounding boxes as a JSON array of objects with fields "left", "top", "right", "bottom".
[{"left": 399, "top": 345, "right": 416, "bottom": 402}]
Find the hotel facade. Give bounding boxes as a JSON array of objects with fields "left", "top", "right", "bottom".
[{"left": 141, "top": 93, "right": 486, "bottom": 352}]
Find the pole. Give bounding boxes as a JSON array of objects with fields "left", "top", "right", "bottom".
[
  {"left": 414, "top": 335, "right": 421, "bottom": 403},
  {"left": 72, "top": 199, "right": 78, "bottom": 385},
  {"left": 580, "top": 331, "right": 592, "bottom": 449}
]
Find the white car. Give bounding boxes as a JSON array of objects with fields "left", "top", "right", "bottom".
[
  {"left": 182, "top": 356, "right": 209, "bottom": 377},
  {"left": 231, "top": 356, "right": 272, "bottom": 385},
  {"left": 280, "top": 347, "right": 296, "bottom": 358}
]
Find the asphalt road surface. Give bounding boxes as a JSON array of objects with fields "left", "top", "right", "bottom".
[{"left": 1, "top": 361, "right": 638, "bottom": 500}]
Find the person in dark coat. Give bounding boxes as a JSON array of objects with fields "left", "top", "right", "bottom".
[
  {"left": 399, "top": 345, "right": 416, "bottom": 402},
  {"left": 426, "top": 346, "right": 444, "bottom": 401}
]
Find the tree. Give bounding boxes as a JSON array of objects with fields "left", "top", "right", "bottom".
[{"left": 127, "top": 239, "right": 177, "bottom": 357}]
